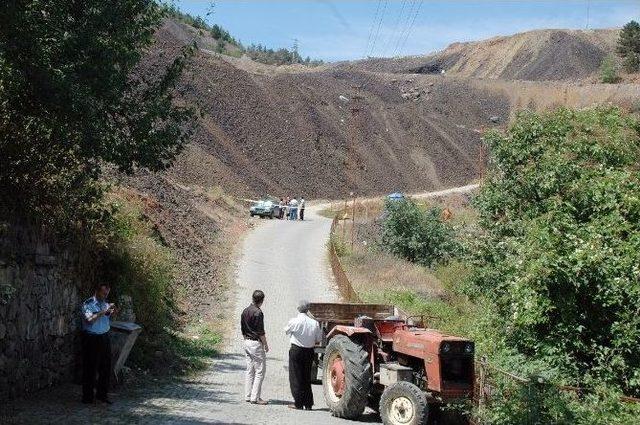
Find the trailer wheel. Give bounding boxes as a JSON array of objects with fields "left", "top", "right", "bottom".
[
  {"left": 322, "top": 335, "right": 372, "bottom": 419},
  {"left": 380, "top": 381, "right": 428, "bottom": 425}
]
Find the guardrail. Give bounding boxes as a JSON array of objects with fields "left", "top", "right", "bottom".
[{"left": 329, "top": 215, "right": 360, "bottom": 302}]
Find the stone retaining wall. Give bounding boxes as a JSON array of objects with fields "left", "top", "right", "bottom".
[{"left": 0, "top": 224, "right": 97, "bottom": 400}]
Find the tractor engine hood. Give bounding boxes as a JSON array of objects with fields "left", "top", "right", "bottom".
[{"left": 392, "top": 329, "right": 474, "bottom": 397}]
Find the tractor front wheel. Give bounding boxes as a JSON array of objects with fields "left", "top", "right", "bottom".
[
  {"left": 380, "top": 381, "right": 429, "bottom": 425},
  {"left": 322, "top": 335, "right": 372, "bottom": 419}
]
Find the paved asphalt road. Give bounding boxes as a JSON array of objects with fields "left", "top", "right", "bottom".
[{"left": 211, "top": 204, "right": 379, "bottom": 424}]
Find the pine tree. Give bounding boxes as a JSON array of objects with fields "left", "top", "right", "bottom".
[{"left": 617, "top": 20, "right": 640, "bottom": 72}]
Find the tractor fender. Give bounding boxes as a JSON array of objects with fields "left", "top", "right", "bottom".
[{"left": 327, "top": 325, "right": 372, "bottom": 340}]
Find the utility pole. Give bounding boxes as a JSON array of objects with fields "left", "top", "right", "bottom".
[
  {"left": 342, "top": 198, "right": 348, "bottom": 241},
  {"left": 346, "top": 85, "right": 363, "bottom": 187},
  {"left": 350, "top": 193, "right": 357, "bottom": 249},
  {"left": 585, "top": 0, "right": 591, "bottom": 29},
  {"left": 346, "top": 85, "right": 363, "bottom": 247},
  {"left": 478, "top": 140, "right": 486, "bottom": 179}
]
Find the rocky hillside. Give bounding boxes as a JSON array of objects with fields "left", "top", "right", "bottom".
[
  {"left": 121, "top": 18, "right": 636, "bottom": 331},
  {"left": 142, "top": 19, "right": 509, "bottom": 200},
  {"left": 343, "top": 28, "right": 619, "bottom": 81}
]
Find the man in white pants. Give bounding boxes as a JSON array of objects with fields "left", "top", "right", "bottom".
[{"left": 241, "top": 290, "right": 269, "bottom": 405}]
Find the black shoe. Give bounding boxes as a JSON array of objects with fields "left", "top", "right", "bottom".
[
  {"left": 97, "top": 397, "right": 113, "bottom": 405},
  {"left": 81, "top": 398, "right": 94, "bottom": 404}
]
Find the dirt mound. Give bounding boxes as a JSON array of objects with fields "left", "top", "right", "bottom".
[
  {"left": 151, "top": 19, "right": 508, "bottom": 200},
  {"left": 344, "top": 28, "right": 619, "bottom": 81}
]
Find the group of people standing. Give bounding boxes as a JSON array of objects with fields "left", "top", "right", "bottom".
[
  {"left": 278, "top": 196, "right": 306, "bottom": 221},
  {"left": 241, "top": 290, "right": 321, "bottom": 410}
]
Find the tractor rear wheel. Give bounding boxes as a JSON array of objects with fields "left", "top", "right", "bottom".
[
  {"left": 380, "top": 381, "right": 429, "bottom": 425},
  {"left": 322, "top": 335, "right": 372, "bottom": 419}
]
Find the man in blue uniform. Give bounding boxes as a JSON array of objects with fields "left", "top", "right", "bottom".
[{"left": 80, "top": 282, "right": 117, "bottom": 404}]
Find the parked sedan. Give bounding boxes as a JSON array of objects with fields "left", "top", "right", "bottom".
[{"left": 249, "top": 199, "right": 281, "bottom": 219}]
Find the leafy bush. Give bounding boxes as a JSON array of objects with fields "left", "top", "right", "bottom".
[
  {"left": 600, "top": 55, "right": 620, "bottom": 83},
  {"left": 617, "top": 20, "right": 640, "bottom": 73},
  {"left": 99, "top": 193, "right": 220, "bottom": 371},
  {"left": 381, "top": 199, "right": 460, "bottom": 267},
  {"left": 469, "top": 107, "right": 640, "bottom": 397},
  {"left": 101, "top": 197, "right": 175, "bottom": 334}
]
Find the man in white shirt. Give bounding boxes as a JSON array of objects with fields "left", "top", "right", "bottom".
[
  {"left": 288, "top": 197, "right": 298, "bottom": 220},
  {"left": 284, "top": 300, "right": 322, "bottom": 410},
  {"left": 299, "top": 197, "right": 306, "bottom": 221}
]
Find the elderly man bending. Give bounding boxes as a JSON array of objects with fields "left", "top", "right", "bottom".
[{"left": 284, "top": 300, "right": 323, "bottom": 410}]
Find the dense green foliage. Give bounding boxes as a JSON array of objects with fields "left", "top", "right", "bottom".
[
  {"left": 600, "top": 55, "right": 620, "bottom": 83},
  {"left": 381, "top": 199, "right": 459, "bottom": 267},
  {"left": 617, "top": 20, "right": 640, "bottom": 72},
  {"left": 245, "top": 43, "right": 323, "bottom": 66},
  {"left": 469, "top": 107, "right": 640, "bottom": 399},
  {"left": 0, "top": 0, "right": 193, "bottom": 226},
  {"left": 210, "top": 24, "right": 237, "bottom": 45},
  {"left": 102, "top": 195, "right": 175, "bottom": 335},
  {"left": 163, "top": 4, "right": 323, "bottom": 66}
]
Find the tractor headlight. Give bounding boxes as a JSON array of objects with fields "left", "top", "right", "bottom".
[
  {"left": 441, "top": 342, "right": 451, "bottom": 353},
  {"left": 464, "top": 343, "right": 474, "bottom": 354}
]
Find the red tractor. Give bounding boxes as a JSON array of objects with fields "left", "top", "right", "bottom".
[{"left": 308, "top": 303, "right": 475, "bottom": 425}]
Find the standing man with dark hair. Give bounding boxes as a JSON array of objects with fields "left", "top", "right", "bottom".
[
  {"left": 80, "top": 282, "right": 117, "bottom": 404},
  {"left": 284, "top": 300, "right": 322, "bottom": 410},
  {"left": 241, "top": 289, "right": 269, "bottom": 405}
]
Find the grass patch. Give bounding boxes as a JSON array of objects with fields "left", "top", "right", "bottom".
[
  {"left": 329, "top": 232, "right": 350, "bottom": 257},
  {"left": 359, "top": 287, "right": 476, "bottom": 337},
  {"left": 206, "top": 185, "right": 238, "bottom": 209},
  {"left": 168, "top": 324, "right": 222, "bottom": 372},
  {"left": 318, "top": 207, "right": 339, "bottom": 219}
]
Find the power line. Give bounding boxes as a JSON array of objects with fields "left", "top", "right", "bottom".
[
  {"left": 380, "top": 0, "right": 408, "bottom": 58},
  {"left": 393, "top": 0, "right": 418, "bottom": 56},
  {"left": 360, "top": 0, "right": 417, "bottom": 89},
  {"left": 363, "top": 0, "right": 383, "bottom": 57},
  {"left": 367, "top": 0, "right": 389, "bottom": 57},
  {"left": 397, "top": 0, "right": 424, "bottom": 56}
]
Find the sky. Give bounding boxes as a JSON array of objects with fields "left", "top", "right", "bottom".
[{"left": 173, "top": 0, "right": 640, "bottom": 62}]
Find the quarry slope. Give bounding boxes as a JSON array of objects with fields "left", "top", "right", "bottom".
[
  {"left": 123, "top": 20, "right": 637, "bottom": 312},
  {"left": 146, "top": 20, "right": 509, "bottom": 199},
  {"left": 343, "top": 28, "right": 619, "bottom": 81}
]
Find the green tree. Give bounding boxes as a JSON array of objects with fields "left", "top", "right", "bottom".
[
  {"left": 0, "top": 0, "right": 194, "bottom": 226},
  {"left": 469, "top": 107, "right": 640, "bottom": 396},
  {"left": 381, "top": 199, "right": 459, "bottom": 267},
  {"left": 617, "top": 20, "right": 640, "bottom": 72}
]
